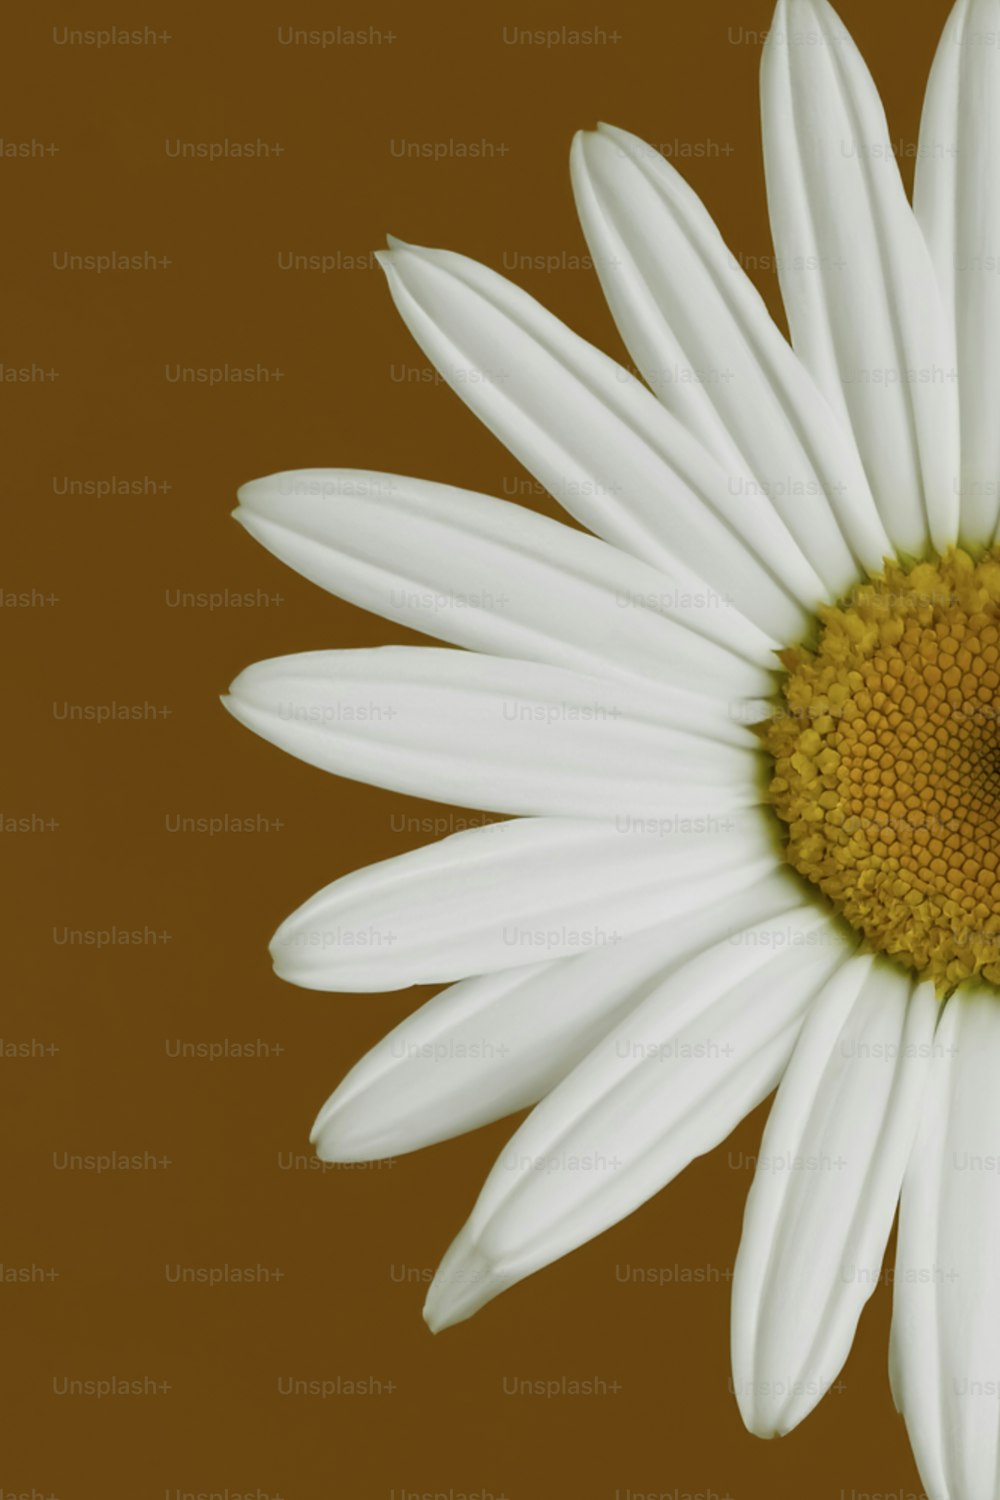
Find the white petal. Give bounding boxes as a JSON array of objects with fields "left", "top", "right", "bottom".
[
  {"left": 423, "top": 910, "right": 854, "bottom": 1330},
  {"left": 762, "top": 0, "right": 960, "bottom": 557},
  {"left": 235, "top": 468, "right": 779, "bottom": 686},
  {"left": 312, "top": 868, "right": 808, "bottom": 1160},
  {"left": 570, "top": 122, "right": 889, "bottom": 592},
  {"left": 731, "top": 958, "right": 936, "bottom": 1437},
  {"left": 269, "top": 814, "right": 782, "bottom": 992},
  {"left": 378, "top": 239, "right": 828, "bottom": 642},
  {"left": 224, "top": 647, "right": 764, "bottom": 821},
  {"left": 891, "top": 985, "right": 1000, "bottom": 1500},
  {"left": 916, "top": 0, "right": 1000, "bottom": 548}
]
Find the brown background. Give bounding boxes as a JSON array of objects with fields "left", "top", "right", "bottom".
[{"left": 6, "top": 1, "right": 949, "bottom": 1495}]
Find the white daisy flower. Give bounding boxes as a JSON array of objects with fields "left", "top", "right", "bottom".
[{"left": 224, "top": 0, "right": 1000, "bottom": 1492}]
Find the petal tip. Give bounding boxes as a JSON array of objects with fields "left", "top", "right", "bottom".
[
  {"left": 422, "top": 1307, "right": 441, "bottom": 1336},
  {"left": 311, "top": 1129, "right": 355, "bottom": 1164},
  {"left": 423, "top": 1231, "right": 505, "bottom": 1332},
  {"left": 310, "top": 1101, "right": 368, "bottom": 1161}
]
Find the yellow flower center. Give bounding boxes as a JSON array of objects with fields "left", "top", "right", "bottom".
[{"left": 762, "top": 549, "right": 1000, "bottom": 993}]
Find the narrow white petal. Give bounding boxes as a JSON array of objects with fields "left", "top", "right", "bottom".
[
  {"left": 762, "top": 0, "right": 960, "bottom": 557},
  {"left": 891, "top": 985, "right": 1000, "bottom": 1500},
  {"left": 269, "top": 814, "right": 782, "bottom": 992},
  {"left": 423, "top": 910, "right": 854, "bottom": 1330},
  {"left": 916, "top": 0, "right": 1000, "bottom": 547},
  {"left": 731, "top": 959, "right": 936, "bottom": 1437},
  {"left": 378, "top": 239, "right": 828, "bottom": 642},
  {"left": 224, "top": 647, "right": 764, "bottom": 821},
  {"left": 571, "top": 122, "right": 889, "bottom": 592},
  {"left": 235, "top": 469, "right": 779, "bottom": 686},
  {"left": 312, "top": 868, "right": 807, "bottom": 1160}
]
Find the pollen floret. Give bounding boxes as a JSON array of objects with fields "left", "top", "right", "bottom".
[{"left": 763, "top": 549, "right": 1000, "bottom": 992}]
